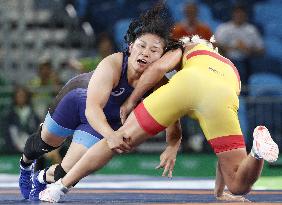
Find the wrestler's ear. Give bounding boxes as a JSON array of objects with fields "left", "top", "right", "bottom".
[{"left": 128, "top": 43, "right": 133, "bottom": 55}]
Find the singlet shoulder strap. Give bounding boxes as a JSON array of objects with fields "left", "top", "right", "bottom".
[{"left": 121, "top": 52, "right": 128, "bottom": 75}]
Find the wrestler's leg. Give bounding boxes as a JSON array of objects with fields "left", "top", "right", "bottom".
[
  {"left": 217, "top": 148, "right": 263, "bottom": 195},
  {"left": 31, "top": 126, "right": 101, "bottom": 201},
  {"left": 59, "top": 139, "right": 113, "bottom": 187},
  {"left": 22, "top": 85, "right": 84, "bottom": 165},
  {"left": 59, "top": 112, "right": 150, "bottom": 188},
  {"left": 45, "top": 124, "right": 103, "bottom": 183},
  {"left": 45, "top": 142, "right": 88, "bottom": 183},
  {"left": 40, "top": 71, "right": 191, "bottom": 201},
  {"left": 217, "top": 126, "right": 279, "bottom": 195},
  {"left": 26, "top": 88, "right": 86, "bottom": 200},
  {"left": 119, "top": 112, "right": 152, "bottom": 146},
  {"left": 39, "top": 138, "right": 117, "bottom": 202},
  {"left": 28, "top": 118, "right": 78, "bottom": 201},
  {"left": 215, "top": 160, "right": 251, "bottom": 202},
  {"left": 20, "top": 121, "right": 67, "bottom": 200},
  {"left": 22, "top": 124, "right": 64, "bottom": 164},
  {"left": 197, "top": 95, "right": 273, "bottom": 195}
]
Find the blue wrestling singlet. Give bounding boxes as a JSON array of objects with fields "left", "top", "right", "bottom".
[{"left": 44, "top": 53, "right": 134, "bottom": 148}]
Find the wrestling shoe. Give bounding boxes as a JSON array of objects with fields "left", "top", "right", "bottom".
[
  {"left": 29, "top": 170, "right": 47, "bottom": 201},
  {"left": 39, "top": 179, "right": 69, "bottom": 203},
  {"left": 19, "top": 163, "right": 34, "bottom": 199},
  {"left": 251, "top": 125, "right": 279, "bottom": 162}
]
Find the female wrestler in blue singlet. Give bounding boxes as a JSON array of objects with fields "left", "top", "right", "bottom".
[
  {"left": 18, "top": 4, "right": 182, "bottom": 201},
  {"left": 46, "top": 53, "right": 133, "bottom": 151}
]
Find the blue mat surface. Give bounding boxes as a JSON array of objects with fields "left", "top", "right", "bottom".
[{"left": 1, "top": 188, "right": 281, "bottom": 204}]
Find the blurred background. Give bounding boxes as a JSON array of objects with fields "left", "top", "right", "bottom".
[{"left": 0, "top": 0, "right": 281, "bottom": 178}]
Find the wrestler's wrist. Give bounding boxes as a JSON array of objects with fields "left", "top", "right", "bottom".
[
  {"left": 128, "top": 100, "right": 137, "bottom": 110},
  {"left": 167, "top": 137, "right": 181, "bottom": 147},
  {"left": 127, "top": 95, "right": 139, "bottom": 107},
  {"left": 103, "top": 130, "right": 116, "bottom": 141}
]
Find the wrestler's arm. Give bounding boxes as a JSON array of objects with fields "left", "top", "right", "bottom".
[
  {"left": 166, "top": 120, "right": 182, "bottom": 147},
  {"left": 86, "top": 53, "right": 131, "bottom": 152},
  {"left": 127, "top": 48, "right": 182, "bottom": 107},
  {"left": 120, "top": 48, "right": 182, "bottom": 123},
  {"left": 157, "top": 120, "right": 182, "bottom": 178}
]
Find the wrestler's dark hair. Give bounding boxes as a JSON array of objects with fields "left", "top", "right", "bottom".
[
  {"left": 124, "top": 3, "right": 176, "bottom": 54},
  {"left": 165, "top": 38, "right": 184, "bottom": 52}
]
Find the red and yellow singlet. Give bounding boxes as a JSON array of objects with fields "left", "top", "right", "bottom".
[{"left": 134, "top": 43, "right": 245, "bottom": 153}]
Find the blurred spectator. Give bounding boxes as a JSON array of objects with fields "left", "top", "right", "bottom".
[
  {"left": 68, "top": 32, "right": 116, "bottom": 73},
  {"left": 87, "top": 32, "right": 116, "bottom": 70},
  {"left": 27, "top": 59, "right": 62, "bottom": 120},
  {"left": 215, "top": 4, "right": 264, "bottom": 89},
  {"left": 170, "top": 1, "right": 212, "bottom": 153},
  {"left": 2, "top": 86, "right": 63, "bottom": 170},
  {"left": 73, "top": 0, "right": 121, "bottom": 34},
  {"left": 96, "top": 32, "right": 116, "bottom": 58},
  {"left": 202, "top": 0, "right": 232, "bottom": 22},
  {"left": 58, "top": 60, "right": 82, "bottom": 84},
  {"left": 0, "top": 75, "right": 12, "bottom": 153},
  {"left": 2, "top": 86, "right": 40, "bottom": 154},
  {"left": 0, "top": 75, "right": 12, "bottom": 116},
  {"left": 171, "top": 1, "right": 212, "bottom": 40},
  {"left": 203, "top": 0, "right": 261, "bottom": 23}
]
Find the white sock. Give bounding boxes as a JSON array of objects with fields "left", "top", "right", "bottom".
[
  {"left": 250, "top": 146, "right": 262, "bottom": 160},
  {"left": 38, "top": 170, "right": 46, "bottom": 184}
]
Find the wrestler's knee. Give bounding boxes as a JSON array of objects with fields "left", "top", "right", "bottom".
[
  {"left": 227, "top": 183, "right": 251, "bottom": 195},
  {"left": 24, "top": 125, "right": 59, "bottom": 160},
  {"left": 126, "top": 130, "right": 149, "bottom": 148}
]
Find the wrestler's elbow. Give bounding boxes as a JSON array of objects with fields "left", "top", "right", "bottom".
[
  {"left": 85, "top": 104, "right": 98, "bottom": 123},
  {"left": 85, "top": 106, "right": 91, "bottom": 121},
  {"left": 147, "top": 60, "right": 170, "bottom": 75}
]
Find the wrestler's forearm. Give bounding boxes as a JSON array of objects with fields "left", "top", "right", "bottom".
[
  {"left": 127, "top": 68, "right": 166, "bottom": 106},
  {"left": 61, "top": 139, "right": 114, "bottom": 188},
  {"left": 166, "top": 120, "right": 182, "bottom": 146},
  {"left": 128, "top": 49, "right": 183, "bottom": 105},
  {"left": 86, "top": 106, "right": 115, "bottom": 140}
]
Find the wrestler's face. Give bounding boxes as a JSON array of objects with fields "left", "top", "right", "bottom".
[{"left": 128, "top": 33, "right": 165, "bottom": 74}]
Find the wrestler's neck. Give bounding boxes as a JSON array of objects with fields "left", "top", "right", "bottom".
[{"left": 127, "top": 64, "right": 142, "bottom": 87}]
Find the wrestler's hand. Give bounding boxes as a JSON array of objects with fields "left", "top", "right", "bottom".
[
  {"left": 156, "top": 145, "right": 178, "bottom": 178},
  {"left": 120, "top": 100, "right": 136, "bottom": 124},
  {"left": 106, "top": 131, "right": 132, "bottom": 154},
  {"left": 216, "top": 192, "right": 251, "bottom": 202}
]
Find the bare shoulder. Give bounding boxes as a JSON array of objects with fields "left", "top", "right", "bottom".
[
  {"left": 98, "top": 52, "right": 123, "bottom": 73},
  {"left": 101, "top": 52, "right": 124, "bottom": 86},
  {"left": 105, "top": 52, "right": 123, "bottom": 67}
]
